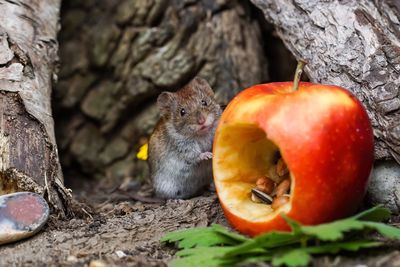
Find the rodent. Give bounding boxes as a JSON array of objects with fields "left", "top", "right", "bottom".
[{"left": 148, "top": 77, "right": 222, "bottom": 199}]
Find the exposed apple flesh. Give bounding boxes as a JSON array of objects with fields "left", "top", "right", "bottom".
[{"left": 213, "top": 82, "right": 374, "bottom": 236}]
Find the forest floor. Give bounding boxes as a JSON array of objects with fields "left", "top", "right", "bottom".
[{"left": 0, "top": 177, "right": 399, "bottom": 267}]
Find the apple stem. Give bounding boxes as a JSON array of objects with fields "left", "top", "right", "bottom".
[{"left": 292, "top": 59, "right": 307, "bottom": 92}]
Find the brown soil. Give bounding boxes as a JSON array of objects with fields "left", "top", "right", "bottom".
[{"left": 0, "top": 178, "right": 399, "bottom": 267}]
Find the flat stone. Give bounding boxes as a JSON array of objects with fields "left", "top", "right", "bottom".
[{"left": 0, "top": 192, "right": 49, "bottom": 245}]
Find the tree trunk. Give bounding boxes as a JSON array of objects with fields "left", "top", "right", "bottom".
[
  {"left": 0, "top": 0, "right": 71, "bottom": 216},
  {"left": 55, "top": 0, "right": 270, "bottom": 181},
  {"left": 251, "top": 0, "right": 400, "bottom": 212}
]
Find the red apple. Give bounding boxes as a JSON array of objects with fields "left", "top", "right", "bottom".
[{"left": 212, "top": 80, "right": 374, "bottom": 236}]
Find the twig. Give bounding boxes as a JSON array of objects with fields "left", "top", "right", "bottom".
[{"left": 81, "top": 207, "right": 94, "bottom": 220}]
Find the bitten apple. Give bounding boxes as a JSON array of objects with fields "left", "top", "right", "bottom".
[{"left": 212, "top": 79, "right": 374, "bottom": 236}]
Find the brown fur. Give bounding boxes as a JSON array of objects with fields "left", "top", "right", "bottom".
[{"left": 148, "top": 77, "right": 222, "bottom": 199}]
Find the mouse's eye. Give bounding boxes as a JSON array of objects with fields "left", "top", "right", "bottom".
[
  {"left": 201, "top": 100, "right": 207, "bottom": 106},
  {"left": 180, "top": 108, "right": 186, "bottom": 116}
]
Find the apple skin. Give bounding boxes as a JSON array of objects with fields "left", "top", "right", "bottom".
[{"left": 213, "top": 82, "right": 374, "bottom": 236}]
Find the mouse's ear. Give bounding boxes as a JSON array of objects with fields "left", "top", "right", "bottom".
[
  {"left": 157, "top": 92, "right": 175, "bottom": 115},
  {"left": 192, "top": 77, "right": 214, "bottom": 97}
]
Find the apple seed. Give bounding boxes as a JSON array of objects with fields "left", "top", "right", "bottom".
[
  {"left": 255, "top": 177, "right": 275, "bottom": 194},
  {"left": 271, "top": 195, "right": 290, "bottom": 210},
  {"left": 250, "top": 193, "right": 263, "bottom": 203},
  {"left": 251, "top": 188, "right": 273, "bottom": 204},
  {"left": 273, "top": 178, "right": 291, "bottom": 197}
]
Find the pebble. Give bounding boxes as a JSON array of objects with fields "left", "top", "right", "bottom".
[
  {"left": 0, "top": 192, "right": 49, "bottom": 245},
  {"left": 115, "top": 250, "right": 127, "bottom": 258},
  {"left": 368, "top": 160, "right": 400, "bottom": 214}
]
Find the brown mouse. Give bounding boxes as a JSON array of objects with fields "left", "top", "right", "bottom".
[{"left": 148, "top": 77, "right": 222, "bottom": 199}]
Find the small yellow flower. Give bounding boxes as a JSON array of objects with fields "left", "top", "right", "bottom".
[{"left": 136, "top": 143, "right": 148, "bottom": 161}]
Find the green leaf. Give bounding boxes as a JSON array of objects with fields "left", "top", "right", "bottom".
[
  {"left": 301, "top": 219, "right": 365, "bottom": 241},
  {"left": 171, "top": 247, "right": 232, "bottom": 267},
  {"left": 255, "top": 231, "right": 301, "bottom": 248},
  {"left": 271, "top": 240, "right": 381, "bottom": 267},
  {"left": 241, "top": 255, "right": 273, "bottom": 264},
  {"left": 161, "top": 227, "right": 238, "bottom": 249},
  {"left": 161, "top": 206, "right": 398, "bottom": 267},
  {"left": 211, "top": 224, "right": 249, "bottom": 243},
  {"left": 352, "top": 206, "right": 391, "bottom": 222},
  {"left": 161, "top": 227, "right": 206, "bottom": 242},
  {"left": 281, "top": 214, "right": 303, "bottom": 235},
  {"left": 226, "top": 231, "right": 300, "bottom": 257},
  {"left": 304, "top": 240, "right": 382, "bottom": 254},
  {"left": 300, "top": 206, "right": 398, "bottom": 241},
  {"left": 272, "top": 249, "right": 311, "bottom": 267},
  {"left": 175, "top": 246, "right": 232, "bottom": 257},
  {"left": 363, "top": 221, "right": 400, "bottom": 239}
]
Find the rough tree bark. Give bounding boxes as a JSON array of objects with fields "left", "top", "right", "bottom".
[
  {"left": 251, "top": 0, "right": 400, "bottom": 212},
  {"left": 54, "top": 0, "right": 270, "bottom": 181},
  {"left": 0, "top": 0, "right": 71, "bottom": 216}
]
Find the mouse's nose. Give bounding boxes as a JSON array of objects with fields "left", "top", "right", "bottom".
[{"left": 197, "top": 114, "right": 206, "bottom": 125}]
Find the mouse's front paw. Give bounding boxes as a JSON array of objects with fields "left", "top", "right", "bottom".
[{"left": 199, "top": 152, "right": 213, "bottom": 161}]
